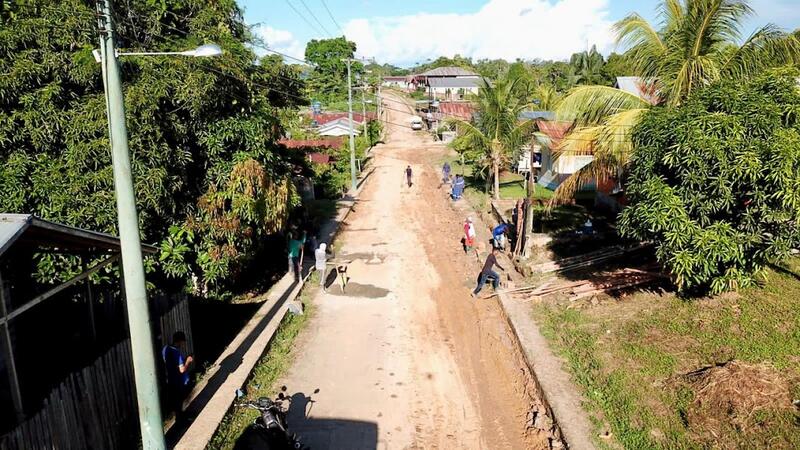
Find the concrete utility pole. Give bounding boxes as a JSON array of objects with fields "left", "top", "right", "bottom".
[
  {"left": 360, "top": 80, "right": 367, "bottom": 138},
  {"left": 96, "top": 1, "right": 166, "bottom": 448},
  {"left": 345, "top": 58, "right": 357, "bottom": 191}
]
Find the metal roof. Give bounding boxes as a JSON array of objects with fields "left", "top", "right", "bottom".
[
  {"left": 418, "top": 67, "right": 479, "bottom": 77},
  {"left": 428, "top": 77, "right": 485, "bottom": 88},
  {"left": 519, "top": 111, "right": 556, "bottom": 121},
  {"left": 615, "top": 76, "right": 660, "bottom": 104},
  {"left": 0, "top": 214, "right": 157, "bottom": 258}
]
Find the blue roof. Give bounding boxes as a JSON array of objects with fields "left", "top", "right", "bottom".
[{"left": 519, "top": 111, "right": 555, "bottom": 121}]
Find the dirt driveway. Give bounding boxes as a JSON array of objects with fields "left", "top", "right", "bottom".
[{"left": 278, "top": 93, "right": 549, "bottom": 450}]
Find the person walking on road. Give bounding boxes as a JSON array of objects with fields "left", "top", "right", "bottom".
[
  {"left": 404, "top": 165, "right": 413, "bottom": 188},
  {"left": 463, "top": 217, "right": 476, "bottom": 254},
  {"left": 471, "top": 247, "right": 505, "bottom": 298},
  {"left": 287, "top": 230, "right": 306, "bottom": 282},
  {"left": 315, "top": 243, "right": 329, "bottom": 291},
  {"left": 442, "top": 161, "right": 451, "bottom": 184}
]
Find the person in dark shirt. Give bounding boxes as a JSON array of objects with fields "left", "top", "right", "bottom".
[
  {"left": 405, "top": 165, "right": 413, "bottom": 188},
  {"left": 471, "top": 247, "right": 505, "bottom": 297},
  {"left": 162, "top": 331, "right": 193, "bottom": 422}
]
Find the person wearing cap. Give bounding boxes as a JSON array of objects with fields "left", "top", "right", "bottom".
[{"left": 463, "top": 217, "right": 476, "bottom": 254}]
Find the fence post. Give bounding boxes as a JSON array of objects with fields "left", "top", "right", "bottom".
[{"left": 0, "top": 272, "right": 24, "bottom": 422}]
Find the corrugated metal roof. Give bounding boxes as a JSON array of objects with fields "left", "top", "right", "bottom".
[
  {"left": 0, "top": 213, "right": 157, "bottom": 257},
  {"left": 419, "top": 67, "right": 479, "bottom": 77},
  {"left": 428, "top": 77, "right": 485, "bottom": 88},
  {"left": 0, "top": 214, "right": 30, "bottom": 257},
  {"left": 438, "top": 102, "right": 476, "bottom": 120},
  {"left": 615, "top": 77, "right": 660, "bottom": 104},
  {"left": 279, "top": 138, "right": 343, "bottom": 149},
  {"left": 519, "top": 111, "right": 555, "bottom": 121}
]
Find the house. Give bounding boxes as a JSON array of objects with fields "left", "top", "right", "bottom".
[
  {"left": 427, "top": 77, "right": 484, "bottom": 101},
  {"left": 614, "top": 77, "right": 660, "bottom": 105},
  {"left": 317, "top": 117, "right": 361, "bottom": 137},
  {"left": 534, "top": 120, "right": 594, "bottom": 191},
  {"left": 381, "top": 76, "right": 411, "bottom": 90},
  {"left": 0, "top": 214, "right": 191, "bottom": 440},
  {"left": 311, "top": 112, "right": 374, "bottom": 127},
  {"left": 410, "top": 66, "right": 485, "bottom": 99}
]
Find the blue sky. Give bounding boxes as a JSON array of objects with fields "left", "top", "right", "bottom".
[{"left": 239, "top": 0, "right": 800, "bottom": 66}]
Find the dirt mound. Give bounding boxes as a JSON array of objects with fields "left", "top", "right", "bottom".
[{"left": 680, "top": 361, "right": 794, "bottom": 440}]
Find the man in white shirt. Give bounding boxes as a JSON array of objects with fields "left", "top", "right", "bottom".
[{"left": 315, "top": 243, "right": 328, "bottom": 291}]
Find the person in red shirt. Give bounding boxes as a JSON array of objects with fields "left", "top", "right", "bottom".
[{"left": 463, "top": 217, "right": 476, "bottom": 253}]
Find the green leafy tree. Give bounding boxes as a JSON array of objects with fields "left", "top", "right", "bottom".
[
  {"left": 569, "top": 45, "right": 607, "bottom": 85},
  {"left": 448, "top": 76, "right": 534, "bottom": 200},
  {"left": 619, "top": 68, "right": 800, "bottom": 294},
  {"left": 305, "top": 36, "right": 359, "bottom": 102},
  {"left": 475, "top": 58, "right": 511, "bottom": 79},
  {"left": 0, "top": 0, "right": 306, "bottom": 290},
  {"left": 553, "top": 0, "right": 800, "bottom": 202},
  {"left": 601, "top": 52, "right": 635, "bottom": 83}
]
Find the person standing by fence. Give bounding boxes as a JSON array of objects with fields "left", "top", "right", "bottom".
[{"left": 162, "top": 331, "right": 193, "bottom": 423}]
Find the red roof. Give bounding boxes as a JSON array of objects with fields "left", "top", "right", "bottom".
[
  {"left": 537, "top": 120, "right": 593, "bottom": 155},
  {"left": 313, "top": 112, "right": 376, "bottom": 126},
  {"left": 279, "top": 138, "right": 343, "bottom": 149},
  {"left": 308, "top": 152, "right": 333, "bottom": 165},
  {"left": 438, "top": 102, "right": 475, "bottom": 121}
]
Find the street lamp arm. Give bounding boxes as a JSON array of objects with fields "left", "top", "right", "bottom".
[{"left": 118, "top": 50, "right": 197, "bottom": 57}]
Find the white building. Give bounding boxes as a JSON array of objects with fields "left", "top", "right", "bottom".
[{"left": 317, "top": 118, "right": 362, "bottom": 137}]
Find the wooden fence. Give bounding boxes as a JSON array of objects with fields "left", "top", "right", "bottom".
[{"left": 0, "top": 296, "right": 192, "bottom": 450}]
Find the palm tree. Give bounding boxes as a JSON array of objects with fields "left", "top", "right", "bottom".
[
  {"left": 552, "top": 0, "right": 800, "bottom": 202},
  {"left": 448, "top": 77, "right": 535, "bottom": 200},
  {"left": 570, "top": 45, "right": 606, "bottom": 85}
]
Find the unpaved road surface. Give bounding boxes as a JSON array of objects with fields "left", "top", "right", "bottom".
[{"left": 278, "top": 93, "right": 549, "bottom": 450}]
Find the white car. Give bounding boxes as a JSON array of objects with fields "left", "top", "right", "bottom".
[{"left": 410, "top": 116, "right": 424, "bottom": 130}]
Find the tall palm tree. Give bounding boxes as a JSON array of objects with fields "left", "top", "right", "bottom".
[
  {"left": 570, "top": 45, "right": 606, "bottom": 85},
  {"left": 449, "top": 77, "right": 535, "bottom": 200},
  {"left": 552, "top": 0, "right": 800, "bottom": 202}
]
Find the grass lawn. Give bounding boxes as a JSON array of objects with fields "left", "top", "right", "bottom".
[
  {"left": 441, "top": 158, "right": 557, "bottom": 202},
  {"left": 208, "top": 276, "right": 319, "bottom": 450},
  {"left": 533, "top": 258, "right": 800, "bottom": 449}
]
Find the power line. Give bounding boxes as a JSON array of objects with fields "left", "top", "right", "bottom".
[
  {"left": 111, "top": 13, "right": 633, "bottom": 142},
  {"left": 283, "top": 0, "right": 325, "bottom": 37},
  {"left": 297, "top": 0, "right": 333, "bottom": 37},
  {"left": 319, "top": 0, "right": 344, "bottom": 36}
]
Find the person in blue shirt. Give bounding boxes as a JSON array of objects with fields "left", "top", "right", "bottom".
[
  {"left": 492, "top": 223, "right": 510, "bottom": 250},
  {"left": 162, "top": 331, "right": 193, "bottom": 422}
]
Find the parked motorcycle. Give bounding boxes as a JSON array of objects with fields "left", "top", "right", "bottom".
[{"left": 233, "top": 387, "right": 306, "bottom": 450}]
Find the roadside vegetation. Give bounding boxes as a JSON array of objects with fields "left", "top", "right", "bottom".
[
  {"left": 208, "top": 275, "right": 319, "bottom": 450},
  {"left": 534, "top": 258, "right": 800, "bottom": 449}
]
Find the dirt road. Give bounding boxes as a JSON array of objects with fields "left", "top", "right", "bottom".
[{"left": 278, "top": 93, "right": 549, "bottom": 449}]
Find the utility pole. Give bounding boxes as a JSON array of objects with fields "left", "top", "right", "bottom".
[
  {"left": 96, "top": 1, "right": 166, "bottom": 448},
  {"left": 345, "top": 58, "right": 357, "bottom": 191},
  {"left": 360, "top": 80, "right": 367, "bottom": 138}
]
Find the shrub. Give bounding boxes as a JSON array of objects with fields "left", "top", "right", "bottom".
[{"left": 619, "top": 68, "right": 800, "bottom": 294}]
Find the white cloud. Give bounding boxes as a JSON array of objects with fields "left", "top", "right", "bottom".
[
  {"left": 252, "top": 25, "right": 306, "bottom": 61},
  {"left": 341, "top": 0, "right": 616, "bottom": 65}
]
